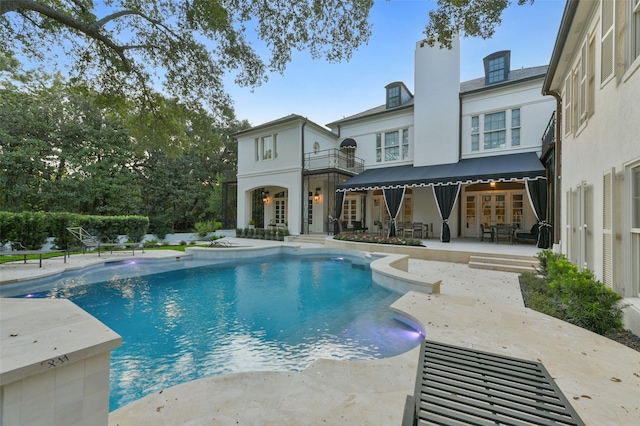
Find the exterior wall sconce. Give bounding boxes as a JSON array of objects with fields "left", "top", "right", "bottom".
[
  {"left": 314, "top": 188, "right": 321, "bottom": 204},
  {"left": 262, "top": 190, "right": 269, "bottom": 203},
  {"left": 489, "top": 182, "right": 496, "bottom": 188}
]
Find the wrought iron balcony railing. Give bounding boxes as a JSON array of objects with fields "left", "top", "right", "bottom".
[
  {"left": 541, "top": 111, "right": 556, "bottom": 155},
  {"left": 304, "top": 149, "right": 364, "bottom": 174}
]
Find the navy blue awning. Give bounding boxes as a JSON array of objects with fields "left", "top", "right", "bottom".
[
  {"left": 340, "top": 138, "right": 357, "bottom": 149},
  {"left": 337, "top": 152, "right": 545, "bottom": 192}
]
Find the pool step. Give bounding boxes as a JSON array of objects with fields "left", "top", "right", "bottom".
[
  {"left": 469, "top": 254, "right": 539, "bottom": 274},
  {"left": 285, "top": 234, "right": 327, "bottom": 245}
]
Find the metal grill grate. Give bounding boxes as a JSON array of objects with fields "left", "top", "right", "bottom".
[{"left": 411, "top": 340, "right": 584, "bottom": 426}]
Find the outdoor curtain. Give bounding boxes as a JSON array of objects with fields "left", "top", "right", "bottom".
[
  {"left": 432, "top": 184, "right": 461, "bottom": 243},
  {"left": 525, "top": 179, "right": 550, "bottom": 248},
  {"left": 333, "top": 191, "right": 345, "bottom": 234},
  {"left": 383, "top": 187, "right": 406, "bottom": 237}
]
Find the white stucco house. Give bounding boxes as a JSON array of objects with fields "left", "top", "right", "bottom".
[
  {"left": 542, "top": 0, "right": 640, "bottom": 334},
  {"left": 235, "top": 37, "right": 556, "bottom": 243}
]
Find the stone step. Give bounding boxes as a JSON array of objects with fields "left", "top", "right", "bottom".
[
  {"left": 468, "top": 253, "right": 539, "bottom": 274},
  {"left": 285, "top": 235, "right": 327, "bottom": 245},
  {"left": 468, "top": 261, "right": 538, "bottom": 274},
  {"left": 469, "top": 255, "right": 539, "bottom": 268}
]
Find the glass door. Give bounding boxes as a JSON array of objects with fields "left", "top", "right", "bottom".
[
  {"left": 481, "top": 194, "right": 507, "bottom": 226},
  {"left": 465, "top": 195, "right": 477, "bottom": 237}
]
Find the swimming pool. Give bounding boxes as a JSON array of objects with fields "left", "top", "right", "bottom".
[{"left": 9, "top": 253, "right": 422, "bottom": 411}]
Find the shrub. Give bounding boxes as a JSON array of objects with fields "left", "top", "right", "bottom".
[
  {"left": 236, "top": 228, "right": 242, "bottom": 237},
  {"left": 194, "top": 221, "right": 216, "bottom": 238},
  {"left": 522, "top": 252, "right": 625, "bottom": 335},
  {"left": 535, "top": 249, "right": 562, "bottom": 277},
  {"left": 333, "top": 233, "right": 423, "bottom": 247},
  {"left": 144, "top": 239, "right": 159, "bottom": 248},
  {"left": 150, "top": 215, "right": 172, "bottom": 240}
]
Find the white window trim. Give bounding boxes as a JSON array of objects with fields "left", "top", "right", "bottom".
[
  {"left": 483, "top": 111, "right": 507, "bottom": 150},
  {"left": 375, "top": 128, "right": 410, "bottom": 163},
  {"left": 511, "top": 108, "right": 521, "bottom": 147},
  {"left": 624, "top": 157, "right": 640, "bottom": 297},
  {"left": 255, "top": 133, "right": 278, "bottom": 161},
  {"left": 623, "top": 0, "right": 640, "bottom": 81}
]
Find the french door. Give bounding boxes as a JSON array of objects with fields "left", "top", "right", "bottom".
[{"left": 481, "top": 194, "right": 507, "bottom": 225}]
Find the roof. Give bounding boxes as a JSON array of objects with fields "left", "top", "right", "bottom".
[
  {"left": 460, "top": 65, "right": 549, "bottom": 94},
  {"left": 543, "top": 0, "right": 583, "bottom": 94},
  {"left": 233, "top": 114, "right": 337, "bottom": 139},
  {"left": 337, "top": 152, "right": 545, "bottom": 191},
  {"left": 328, "top": 64, "right": 548, "bottom": 126},
  {"left": 326, "top": 99, "right": 414, "bottom": 127}
]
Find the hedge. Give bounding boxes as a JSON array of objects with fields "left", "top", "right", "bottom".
[{"left": 0, "top": 211, "right": 149, "bottom": 250}]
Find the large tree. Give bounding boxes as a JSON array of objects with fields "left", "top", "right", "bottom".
[
  {"left": 1, "top": 1, "right": 534, "bottom": 115},
  {"left": 1, "top": 0, "right": 373, "bottom": 114},
  {"left": 424, "top": 0, "right": 534, "bottom": 48}
]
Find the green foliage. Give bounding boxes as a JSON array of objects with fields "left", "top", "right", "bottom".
[
  {"left": 424, "top": 0, "right": 534, "bottom": 49},
  {"left": 535, "top": 249, "right": 561, "bottom": 277},
  {"left": 1, "top": 63, "right": 244, "bottom": 228},
  {"left": 150, "top": 215, "right": 173, "bottom": 240},
  {"left": 11, "top": 211, "right": 49, "bottom": 249},
  {"left": 194, "top": 221, "right": 216, "bottom": 237},
  {"left": 48, "top": 212, "right": 77, "bottom": 250},
  {"left": 333, "top": 233, "right": 423, "bottom": 247},
  {"left": 144, "top": 239, "right": 160, "bottom": 248},
  {"left": 520, "top": 252, "right": 625, "bottom": 335},
  {"left": 1, "top": 1, "right": 372, "bottom": 118}
]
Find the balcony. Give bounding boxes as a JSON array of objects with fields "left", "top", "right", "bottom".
[
  {"left": 304, "top": 149, "right": 364, "bottom": 174},
  {"left": 541, "top": 111, "right": 556, "bottom": 156}
]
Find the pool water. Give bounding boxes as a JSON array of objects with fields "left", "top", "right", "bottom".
[{"left": 15, "top": 255, "right": 422, "bottom": 411}]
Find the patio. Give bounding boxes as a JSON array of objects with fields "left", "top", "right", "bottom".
[{"left": 1, "top": 239, "right": 639, "bottom": 425}]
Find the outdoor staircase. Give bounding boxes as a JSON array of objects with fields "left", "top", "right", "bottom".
[
  {"left": 285, "top": 234, "right": 327, "bottom": 245},
  {"left": 468, "top": 253, "right": 539, "bottom": 274}
]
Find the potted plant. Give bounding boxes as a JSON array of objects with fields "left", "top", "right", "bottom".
[{"left": 248, "top": 220, "right": 255, "bottom": 229}]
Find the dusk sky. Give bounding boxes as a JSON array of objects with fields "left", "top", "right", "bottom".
[{"left": 225, "top": 0, "right": 567, "bottom": 128}]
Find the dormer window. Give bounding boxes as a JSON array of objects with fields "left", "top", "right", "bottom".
[
  {"left": 387, "top": 85, "right": 400, "bottom": 108},
  {"left": 484, "top": 51, "right": 511, "bottom": 84},
  {"left": 385, "top": 82, "right": 413, "bottom": 109}
]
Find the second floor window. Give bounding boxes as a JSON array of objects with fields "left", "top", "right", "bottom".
[
  {"left": 471, "top": 116, "right": 480, "bottom": 151},
  {"left": 376, "top": 129, "right": 409, "bottom": 163},
  {"left": 255, "top": 134, "right": 278, "bottom": 161},
  {"left": 511, "top": 108, "right": 520, "bottom": 146},
  {"left": 484, "top": 112, "right": 506, "bottom": 149},
  {"left": 471, "top": 110, "right": 522, "bottom": 152}
]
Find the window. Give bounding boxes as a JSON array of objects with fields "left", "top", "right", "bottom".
[
  {"left": 633, "top": 0, "right": 640, "bottom": 62},
  {"left": 483, "top": 51, "right": 510, "bottom": 84},
  {"left": 471, "top": 116, "right": 479, "bottom": 151},
  {"left": 402, "top": 129, "right": 409, "bottom": 159},
  {"left": 578, "top": 42, "right": 588, "bottom": 127},
  {"left": 601, "top": 0, "right": 615, "bottom": 83},
  {"left": 633, "top": 165, "right": 640, "bottom": 229},
  {"left": 263, "top": 135, "right": 273, "bottom": 159},
  {"left": 376, "top": 129, "right": 409, "bottom": 163},
  {"left": 387, "top": 85, "right": 400, "bottom": 108},
  {"left": 255, "top": 134, "right": 278, "bottom": 161},
  {"left": 563, "top": 75, "right": 572, "bottom": 136},
  {"left": 313, "top": 142, "right": 320, "bottom": 153},
  {"left": 586, "top": 37, "right": 595, "bottom": 119},
  {"left": 487, "top": 56, "right": 506, "bottom": 83},
  {"left": 385, "top": 132, "right": 399, "bottom": 161},
  {"left": 484, "top": 112, "right": 506, "bottom": 149},
  {"left": 511, "top": 109, "right": 520, "bottom": 146}
]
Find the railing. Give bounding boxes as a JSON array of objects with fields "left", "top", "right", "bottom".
[
  {"left": 304, "top": 149, "right": 364, "bottom": 174},
  {"left": 541, "top": 111, "right": 556, "bottom": 154}
]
